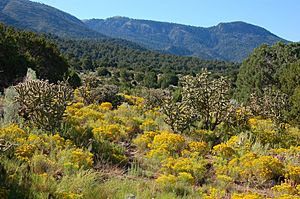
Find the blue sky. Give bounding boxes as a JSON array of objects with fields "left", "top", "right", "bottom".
[{"left": 36, "top": 0, "right": 300, "bottom": 41}]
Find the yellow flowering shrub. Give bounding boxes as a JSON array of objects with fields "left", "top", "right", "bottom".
[
  {"left": 177, "top": 172, "right": 195, "bottom": 184},
  {"left": 144, "top": 107, "right": 161, "bottom": 118},
  {"left": 216, "top": 174, "right": 234, "bottom": 186},
  {"left": 202, "top": 187, "right": 226, "bottom": 199},
  {"left": 3, "top": 129, "right": 71, "bottom": 163},
  {"left": 231, "top": 192, "right": 265, "bottom": 199},
  {"left": 213, "top": 143, "right": 235, "bottom": 158},
  {"left": 226, "top": 153, "right": 284, "bottom": 185},
  {"left": 250, "top": 156, "right": 284, "bottom": 183},
  {"left": 270, "top": 146, "right": 300, "bottom": 166},
  {"left": 122, "top": 94, "right": 145, "bottom": 107},
  {"left": 58, "top": 148, "right": 93, "bottom": 171},
  {"left": 181, "top": 141, "right": 209, "bottom": 158},
  {"left": 64, "top": 102, "right": 104, "bottom": 128},
  {"left": 156, "top": 172, "right": 194, "bottom": 193},
  {"left": 212, "top": 135, "right": 245, "bottom": 159},
  {"left": 30, "top": 154, "right": 59, "bottom": 176},
  {"left": 15, "top": 144, "right": 36, "bottom": 162},
  {"left": 65, "top": 100, "right": 141, "bottom": 146},
  {"left": 249, "top": 117, "right": 278, "bottom": 145},
  {"left": 139, "top": 119, "right": 158, "bottom": 131},
  {"left": 92, "top": 123, "right": 125, "bottom": 142},
  {"left": 161, "top": 156, "right": 207, "bottom": 184},
  {"left": 285, "top": 166, "right": 300, "bottom": 185},
  {"left": 50, "top": 134, "right": 67, "bottom": 148},
  {"left": 284, "top": 127, "right": 300, "bottom": 146},
  {"left": 146, "top": 131, "right": 185, "bottom": 159},
  {"left": 272, "top": 183, "right": 297, "bottom": 196},
  {"left": 248, "top": 117, "right": 300, "bottom": 147},
  {"left": 133, "top": 131, "right": 159, "bottom": 151},
  {"left": 248, "top": 117, "right": 260, "bottom": 126},
  {"left": 61, "top": 192, "right": 84, "bottom": 199},
  {"left": 155, "top": 174, "right": 177, "bottom": 191},
  {"left": 99, "top": 102, "right": 113, "bottom": 111},
  {"left": 188, "top": 141, "right": 209, "bottom": 154},
  {"left": 0, "top": 124, "right": 27, "bottom": 140},
  {"left": 275, "top": 194, "right": 300, "bottom": 199}
]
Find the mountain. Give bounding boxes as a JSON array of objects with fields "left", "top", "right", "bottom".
[
  {"left": 85, "top": 17, "right": 287, "bottom": 62},
  {"left": 0, "top": 0, "right": 287, "bottom": 62},
  {"left": 0, "top": 0, "right": 106, "bottom": 38},
  {"left": 0, "top": 0, "right": 239, "bottom": 77}
]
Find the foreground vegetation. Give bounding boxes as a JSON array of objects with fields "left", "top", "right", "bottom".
[
  {"left": 1, "top": 69, "right": 300, "bottom": 198},
  {"left": 1, "top": 23, "right": 300, "bottom": 199}
]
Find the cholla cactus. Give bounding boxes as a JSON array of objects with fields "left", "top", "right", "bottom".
[
  {"left": 14, "top": 80, "right": 73, "bottom": 131},
  {"left": 249, "top": 87, "right": 288, "bottom": 122},
  {"left": 163, "top": 94, "right": 197, "bottom": 133},
  {"left": 180, "top": 69, "right": 231, "bottom": 130},
  {"left": 162, "top": 69, "right": 232, "bottom": 132}
]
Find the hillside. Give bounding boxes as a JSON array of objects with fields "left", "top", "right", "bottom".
[
  {"left": 0, "top": 22, "right": 239, "bottom": 92},
  {"left": 50, "top": 36, "right": 239, "bottom": 75},
  {"left": 0, "top": 0, "right": 106, "bottom": 38},
  {"left": 85, "top": 17, "right": 287, "bottom": 62}
]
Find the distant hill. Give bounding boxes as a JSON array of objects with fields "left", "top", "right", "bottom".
[
  {"left": 0, "top": 0, "right": 239, "bottom": 77},
  {"left": 85, "top": 17, "right": 287, "bottom": 62},
  {"left": 0, "top": 0, "right": 106, "bottom": 38},
  {"left": 0, "top": 0, "right": 288, "bottom": 62}
]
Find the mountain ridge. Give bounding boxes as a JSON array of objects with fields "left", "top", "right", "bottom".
[
  {"left": 0, "top": 0, "right": 106, "bottom": 38},
  {"left": 85, "top": 17, "right": 287, "bottom": 61},
  {"left": 0, "top": 0, "right": 288, "bottom": 62}
]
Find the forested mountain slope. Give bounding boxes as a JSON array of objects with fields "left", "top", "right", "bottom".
[
  {"left": 0, "top": 0, "right": 106, "bottom": 38},
  {"left": 85, "top": 17, "right": 287, "bottom": 62}
]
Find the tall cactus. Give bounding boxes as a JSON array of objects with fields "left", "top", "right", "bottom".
[
  {"left": 249, "top": 87, "right": 288, "bottom": 122},
  {"left": 163, "top": 69, "right": 232, "bottom": 132},
  {"left": 180, "top": 69, "right": 231, "bottom": 130},
  {"left": 163, "top": 94, "right": 197, "bottom": 133},
  {"left": 14, "top": 80, "right": 73, "bottom": 131}
]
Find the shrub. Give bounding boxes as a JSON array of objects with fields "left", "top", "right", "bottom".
[
  {"left": 285, "top": 166, "right": 300, "bottom": 185},
  {"left": 248, "top": 117, "right": 278, "bottom": 145},
  {"left": 179, "top": 69, "right": 232, "bottom": 131},
  {"left": 58, "top": 148, "right": 93, "bottom": 173},
  {"left": 77, "top": 79, "right": 123, "bottom": 107},
  {"left": 187, "top": 141, "right": 209, "bottom": 154},
  {"left": 92, "top": 123, "right": 125, "bottom": 142},
  {"left": 272, "top": 183, "right": 297, "bottom": 196},
  {"left": 231, "top": 192, "right": 264, "bottom": 199},
  {"left": 161, "top": 156, "right": 207, "bottom": 184},
  {"left": 3, "top": 87, "right": 21, "bottom": 124},
  {"left": 226, "top": 153, "right": 284, "bottom": 185},
  {"left": 146, "top": 132, "right": 185, "bottom": 160},
  {"left": 156, "top": 173, "right": 194, "bottom": 196},
  {"left": 133, "top": 131, "right": 158, "bottom": 152},
  {"left": 14, "top": 80, "right": 73, "bottom": 131}
]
